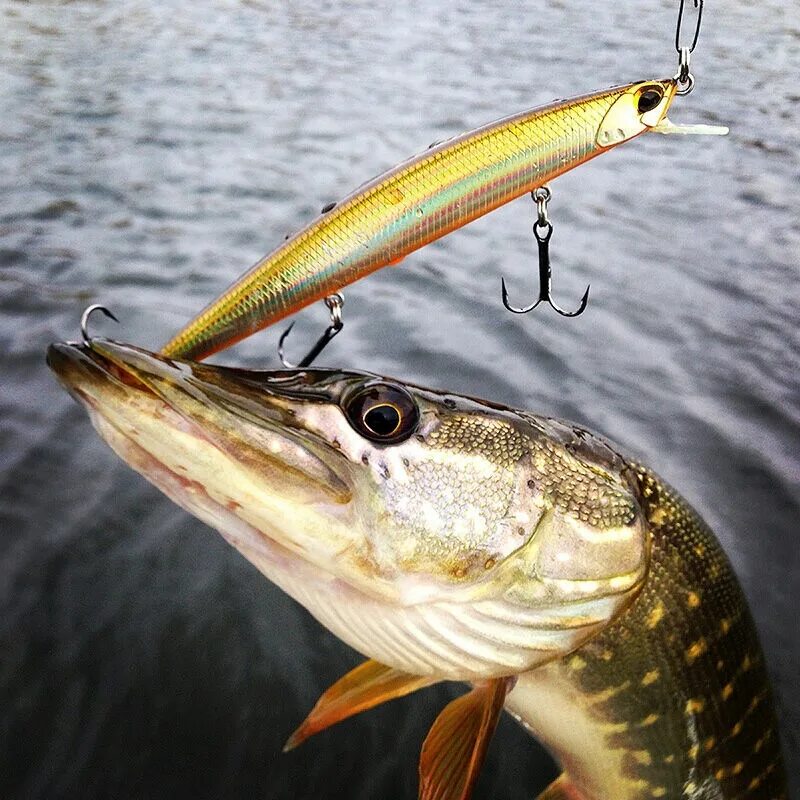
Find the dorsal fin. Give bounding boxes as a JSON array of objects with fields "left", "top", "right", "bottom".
[
  {"left": 284, "top": 659, "right": 437, "bottom": 751},
  {"left": 418, "top": 677, "right": 512, "bottom": 800}
]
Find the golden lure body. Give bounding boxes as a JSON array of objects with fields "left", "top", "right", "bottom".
[
  {"left": 162, "top": 79, "right": 681, "bottom": 360},
  {"left": 48, "top": 339, "right": 786, "bottom": 799}
]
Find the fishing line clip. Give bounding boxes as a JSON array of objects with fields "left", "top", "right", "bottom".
[
  {"left": 278, "top": 293, "right": 344, "bottom": 368},
  {"left": 501, "top": 187, "right": 590, "bottom": 318},
  {"left": 674, "top": 0, "right": 703, "bottom": 95}
]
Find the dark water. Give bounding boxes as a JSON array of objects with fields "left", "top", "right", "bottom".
[{"left": 1, "top": 1, "right": 798, "bottom": 797}]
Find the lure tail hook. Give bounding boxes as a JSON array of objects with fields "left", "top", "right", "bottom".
[
  {"left": 278, "top": 293, "right": 344, "bottom": 369},
  {"left": 501, "top": 190, "right": 590, "bottom": 318}
]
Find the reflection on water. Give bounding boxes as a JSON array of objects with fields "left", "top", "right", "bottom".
[{"left": 1, "top": 1, "right": 798, "bottom": 798}]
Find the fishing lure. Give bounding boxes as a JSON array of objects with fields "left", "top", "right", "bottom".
[{"left": 161, "top": 77, "right": 726, "bottom": 362}]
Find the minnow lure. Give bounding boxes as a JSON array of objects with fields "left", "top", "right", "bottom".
[
  {"left": 49, "top": 336, "right": 786, "bottom": 799},
  {"left": 161, "top": 78, "right": 726, "bottom": 361}
]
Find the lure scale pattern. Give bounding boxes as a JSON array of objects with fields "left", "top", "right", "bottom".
[{"left": 162, "top": 84, "right": 641, "bottom": 360}]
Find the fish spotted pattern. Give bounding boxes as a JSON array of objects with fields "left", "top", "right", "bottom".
[{"left": 46, "top": 340, "right": 787, "bottom": 799}]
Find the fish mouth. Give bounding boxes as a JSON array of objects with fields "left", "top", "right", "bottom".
[
  {"left": 46, "top": 338, "right": 362, "bottom": 568},
  {"left": 47, "top": 339, "right": 444, "bottom": 666},
  {"left": 46, "top": 339, "right": 650, "bottom": 679}
]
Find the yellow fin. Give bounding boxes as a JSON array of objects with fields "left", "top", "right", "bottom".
[
  {"left": 536, "top": 775, "right": 586, "bottom": 800},
  {"left": 418, "top": 677, "right": 512, "bottom": 800},
  {"left": 284, "top": 659, "right": 437, "bottom": 751}
]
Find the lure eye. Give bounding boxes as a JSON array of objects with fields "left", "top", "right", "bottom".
[
  {"left": 637, "top": 87, "right": 664, "bottom": 115},
  {"left": 343, "top": 382, "right": 419, "bottom": 444}
]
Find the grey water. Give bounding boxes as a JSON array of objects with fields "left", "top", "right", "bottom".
[{"left": 1, "top": 1, "right": 798, "bottom": 797}]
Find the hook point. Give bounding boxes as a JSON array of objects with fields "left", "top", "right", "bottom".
[
  {"left": 277, "top": 295, "right": 344, "bottom": 369},
  {"left": 80, "top": 304, "right": 119, "bottom": 345},
  {"left": 501, "top": 275, "right": 539, "bottom": 315},
  {"left": 278, "top": 321, "right": 297, "bottom": 368},
  {"left": 552, "top": 284, "right": 590, "bottom": 318}
]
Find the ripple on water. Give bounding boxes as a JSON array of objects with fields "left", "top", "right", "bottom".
[{"left": 1, "top": 0, "right": 798, "bottom": 797}]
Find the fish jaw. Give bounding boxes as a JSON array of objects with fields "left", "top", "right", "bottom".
[
  {"left": 46, "top": 340, "right": 362, "bottom": 574},
  {"left": 48, "top": 340, "right": 650, "bottom": 680}
]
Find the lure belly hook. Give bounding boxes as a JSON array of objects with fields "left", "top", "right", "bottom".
[{"left": 501, "top": 188, "right": 590, "bottom": 318}]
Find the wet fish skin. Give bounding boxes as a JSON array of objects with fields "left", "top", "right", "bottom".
[
  {"left": 161, "top": 79, "right": 677, "bottom": 361},
  {"left": 505, "top": 464, "right": 788, "bottom": 799},
  {"left": 47, "top": 339, "right": 787, "bottom": 799}
]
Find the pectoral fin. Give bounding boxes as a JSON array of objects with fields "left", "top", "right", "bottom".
[
  {"left": 535, "top": 775, "right": 586, "bottom": 800},
  {"left": 418, "top": 677, "right": 513, "bottom": 800},
  {"left": 284, "top": 659, "right": 437, "bottom": 751}
]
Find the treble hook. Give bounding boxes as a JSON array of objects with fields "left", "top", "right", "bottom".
[
  {"left": 80, "top": 304, "right": 119, "bottom": 345},
  {"left": 674, "top": 0, "right": 703, "bottom": 95},
  {"left": 501, "top": 188, "right": 590, "bottom": 318},
  {"left": 278, "top": 293, "right": 344, "bottom": 368}
]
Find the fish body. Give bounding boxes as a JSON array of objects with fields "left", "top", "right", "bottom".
[
  {"left": 162, "top": 79, "right": 680, "bottom": 361},
  {"left": 47, "top": 339, "right": 787, "bottom": 799},
  {"left": 505, "top": 465, "right": 786, "bottom": 799}
]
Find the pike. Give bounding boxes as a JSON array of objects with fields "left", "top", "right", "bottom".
[
  {"left": 48, "top": 336, "right": 787, "bottom": 799},
  {"left": 161, "top": 79, "right": 727, "bottom": 361}
]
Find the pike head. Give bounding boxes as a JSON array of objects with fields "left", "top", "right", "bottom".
[{"left": 48, "top": 338, "right": 649, "bottom": 680}]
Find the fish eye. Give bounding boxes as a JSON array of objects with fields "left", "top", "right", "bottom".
[
  {"left": 637, "top": 87, "right": 664, "bottom": 114},
  {"left": 343, "top": 382, "right": 419, "bottom": 444}
]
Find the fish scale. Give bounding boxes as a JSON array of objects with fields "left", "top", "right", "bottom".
[
  {"left": 48, "top": 340, "right": 781, "bottom": 799},
  {"left": 506, "top": 464, "right": 788, "bottom": 799}
]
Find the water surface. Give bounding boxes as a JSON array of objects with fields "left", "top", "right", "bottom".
[{"left": 1, "top": 1, "right": 798, "bottom": 797}]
